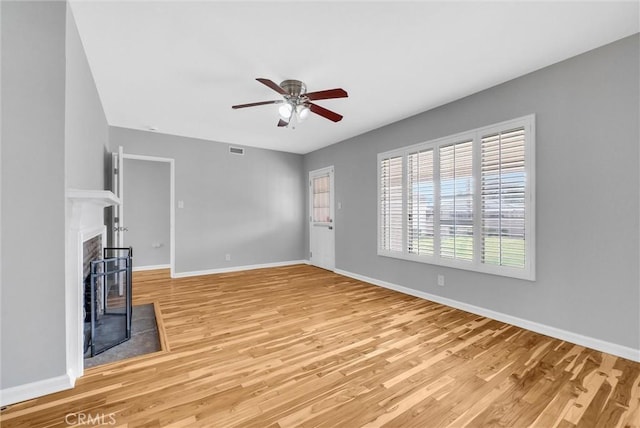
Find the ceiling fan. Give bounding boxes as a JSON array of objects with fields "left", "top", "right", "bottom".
[{"left": 232, "top": 78, "right": 348, "bottom": 128}]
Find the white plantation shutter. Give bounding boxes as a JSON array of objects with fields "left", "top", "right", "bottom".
[
  {"left": 439, "top": 141, "right": 473, "bottom": 261},
  {"left": 380, "top": 156, "right": 403, "bottom": 252},
  {"left": 481, "top": 127, "right": 526, "bottom": 268},
  {"left": 377, "top": 115, "right": 534, "bottom": 280},
  {"left": 407, "top": 149, "right": 434, "bottom": 255}
]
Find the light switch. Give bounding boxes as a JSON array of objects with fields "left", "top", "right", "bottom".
[{"left": 178, "top": 200, "right": 184, "bottom": 209}]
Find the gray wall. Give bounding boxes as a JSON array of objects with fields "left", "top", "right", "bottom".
[
  {"left": 304, "top": 35, "right": 640, "bottom": 350},
  {"left": 1, "top": 1, "right": 67, "bottom": 388},
  {"left": 65, "top": 6, "right": 109, "bottom": 190},
  {"left": 123, "top": 158, "right": 171, "bottom": 267},
  {"left": 110, "top": 128, "right": 305, "bottom": 274}
]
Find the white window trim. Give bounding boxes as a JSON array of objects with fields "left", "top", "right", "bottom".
[{"left": 377, "top": 115, "right": 536, "bottom": 281}]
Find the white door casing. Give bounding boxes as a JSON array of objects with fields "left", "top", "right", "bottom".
[
  {"left": 111, "top": 147, "right": 177, "bottom": 277},
  {"left": 309, "top": 166, "right": 335, "bottom": 271}
]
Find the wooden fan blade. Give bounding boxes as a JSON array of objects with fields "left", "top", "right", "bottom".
[
  {"left": 232, "top": 100, "right": 282, "bottom": 109},
  {"left": 309, "top": 103, "right": 343, "bottom": 122},
  {"left": 256, "top": 78, "right": 288, "bottom": 95},
  {"left": 305, "top": 88, "right": 348, "bottom": 101},
  {"left": 277, "top": 119, "right": 289, "bottom": 127}
]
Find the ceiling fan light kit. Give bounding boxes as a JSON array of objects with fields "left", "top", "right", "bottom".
[
  {"left": 297, "top": 104, "right": 310, "bottom": 120},
  {"left": 232, "top": 78, "right": 348, "bottom": 128},
  {"left": 278, "top": 103, "right": 293, "bottom": 120}
]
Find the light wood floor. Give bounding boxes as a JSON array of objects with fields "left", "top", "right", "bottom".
[{"left": 1, "top": 265, "right": 639, "bottom": 427}]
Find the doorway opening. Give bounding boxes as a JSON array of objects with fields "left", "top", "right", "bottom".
[{"left": 112, "top": 148, "right": 176, "bottom": 277}]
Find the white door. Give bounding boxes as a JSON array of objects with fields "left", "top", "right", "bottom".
[
  {"left": 309, "top": 166, "right": 335, "bottom": 271},
  {"left": 111, "top": 146, "right": 125, "bottom": 248}
]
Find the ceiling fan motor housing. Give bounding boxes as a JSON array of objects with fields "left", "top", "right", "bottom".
[{"left": 280, "top": 80, "right": 307, "bottom": 97}]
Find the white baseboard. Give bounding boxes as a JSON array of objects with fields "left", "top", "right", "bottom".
[
  {"left": 334, "top": 268, "right": 640, "bottom": 363},
  {"left": 133, "top": 264, "right": 171, "bottom": 272},
  {"left": 173, "top": 260, "right": 307, "bottom": 278},
  {"left": 0, "top": 372, "right": 74, "bottom": 407}
]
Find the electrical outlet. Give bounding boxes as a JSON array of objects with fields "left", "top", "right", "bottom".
[
  {"left": 225, "top": 254, "right": 231, "bottom": 261},
  {"left": 437, "top": 274, "right": 445, "bottom": 286}
]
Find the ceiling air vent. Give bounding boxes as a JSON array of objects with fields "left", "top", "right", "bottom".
[{"left": 229, "top": 146, "right": 245, "bottom": 155}]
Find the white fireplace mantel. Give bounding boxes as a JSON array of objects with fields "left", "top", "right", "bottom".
[
  {"left": 67, "top": 189, "right": 120, "bottom": 205},
  {"left": 67, "top": 189, "right": 120, "bottom": 213},
  {"left": 66, "top": 188, "right": 120, "bottom": 385},
  {"left": 67, "top": 189, "right": 120, "bottom": 231}
]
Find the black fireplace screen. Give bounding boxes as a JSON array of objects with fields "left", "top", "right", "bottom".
[{"left": 84, "top": 247, "right": 133, "bottom": 357}]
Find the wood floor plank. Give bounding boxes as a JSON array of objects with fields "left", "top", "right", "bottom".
[{"left": 1, "top": 265, "right": 638, "bottom": 427}]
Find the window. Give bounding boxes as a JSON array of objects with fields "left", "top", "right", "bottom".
[
  {"left": 377, "top": 115, "right": 535, "bottom": 280},
  {"left": 481, "top": 127, "right": 526, "bottom": 269},
  {"left": 439, "top": 140, "right": 473, "bottom": 261},
  {"left": 407, "top": 149, "right": 434, "bottom": 256},
  {"left": 312, "top": 174, "right": 331, "bottom": 223},
  {"left": 380, "top": 156, "right": 403, "bottom": 252}
]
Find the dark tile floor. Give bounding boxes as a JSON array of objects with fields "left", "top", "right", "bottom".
[{"left": 84, "top": 304, "right": 160, "bottom": 369}]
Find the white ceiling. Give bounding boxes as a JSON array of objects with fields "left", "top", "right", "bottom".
[{"left": 70, "top": 1, "right": 639, "bottom": 154}]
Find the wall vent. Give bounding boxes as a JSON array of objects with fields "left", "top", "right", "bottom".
[{"left": 229, "top": 146, "right": 245, "bottom": 155}]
